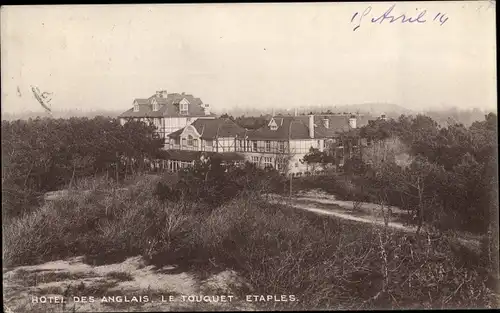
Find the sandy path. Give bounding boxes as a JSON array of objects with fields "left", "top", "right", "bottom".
[
  {"left": 268, "top": 190, "right": 481, "bottom": 250},
  {"left": 269, "top": 198, "right": 416, "bottom": 232}
]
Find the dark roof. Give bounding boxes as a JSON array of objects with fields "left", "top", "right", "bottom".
[
  {"left": 235, "top": 116, "right": 272, "bottom": 129},
  {"left": 119, "top": 92, "right": 216, "bottom": 118},
  {"left": 168, "top": 128, "right": 184, "bottom": 138},
  {"left": 164, "top": 150, "right": 245, "bottom": 162},
  {"left": 168, "top": 118, "right": 246, "bottom": 139},
  {"left": 313, "top": 115, "right": 351, "bottom": 137},
  {"left": 245, "top": 115, "right": 361, "bottom": 140}
]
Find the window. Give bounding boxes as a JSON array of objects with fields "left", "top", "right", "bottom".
[
  {"left": 269, "top": 119, "right": 278, "bottom": 131},
  {"left": 153, "top": 103, "right": 159, "bottom": 112},
  {"left": 180, "top": 102, "right": 189, "bottom": 115},
  {"left": 193, "top": 139, "right": 198, "bottom": 147},
  {"left": 263, "top": 157, "right": 273, "bottom": 169},
  {"left": 279, "top": 141, "right": 285, "bottom": 153},
  {"left": 182, "top": 138, "right": 186, "bottom": 146},
  {"left": 187, "top": 135, "right": 193, "bottom": 146},
  {"left": 265, "top": 141, "right": 271, "bottom": 152},
  {"left": 133, "top": 104, "right": 139, "bottom": 112},
  {"left": 206, "top": 139, "right": 213, "bottom": 148},
  {"left": 251, "top": 156, "right": 260, "bottom": 163},
  {"left": 252, "top": 141, "right": 258, "bottom": 152}
]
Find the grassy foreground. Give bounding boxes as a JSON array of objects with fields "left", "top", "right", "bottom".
[{"left": 3, "top": 174, "right": 498, "bottom": 310}]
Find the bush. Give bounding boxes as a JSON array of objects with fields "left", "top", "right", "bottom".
[
  {"left": 3, "top": 174, "right": 198, "bottom": 267},
  {"left": 188, "top": 197, "right": 496, "bottom": 309},
  {"left": 154, "top": 161, "right": 287, "bottom": 206}
]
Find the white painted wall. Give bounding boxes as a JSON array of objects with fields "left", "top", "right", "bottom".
[{"left": 243, "top": 138, "right": 325, "bottom": 174}]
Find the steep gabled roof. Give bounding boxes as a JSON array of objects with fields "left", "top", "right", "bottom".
[
  {"left": 168, "top": 118, "right": 246, "bottom": 140},
  {"left": 245, "top": 116, "right": 318, "bottom": 140},
  {"left": 119, "top": 92, "right": 215, "bottom": 118},
  {"left": 313, "top": 115, "right": 351, "bottom": 137},
  {"left": 245, "top": 115, "right": 359, "bottom": 140}
]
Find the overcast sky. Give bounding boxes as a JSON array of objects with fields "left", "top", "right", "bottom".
[{"left": 1, "top": 2, "right": 497, "bottom": 114}]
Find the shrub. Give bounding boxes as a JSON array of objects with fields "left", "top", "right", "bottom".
[
  {"left": 3, "top": 174, "right": 197, "bottom": 267},
  {"left": 154, "top": 161, "right": 287, "bottom": 206}
]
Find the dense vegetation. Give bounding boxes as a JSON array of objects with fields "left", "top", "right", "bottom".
[
  {"left": 2, "top": 112, "right": 498, "bottom": 310},
  {"left": 302, "top": 113, "right": 498, "bottom": 236},
  {"left": 4, "top": 174, "right": 498, "bottom": 309},
  {"left": 155, "top": 158, "right": 286, "bottom": 207},
  {"left": 2, "top": 116, "right": 164, "bottom": 219}
]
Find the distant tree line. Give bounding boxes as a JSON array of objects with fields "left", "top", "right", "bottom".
[{"left": 220, "top": 113, "right": 269, "bottom": 130}]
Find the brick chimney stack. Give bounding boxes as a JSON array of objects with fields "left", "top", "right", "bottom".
[
  {"left": 348, "top": 114, "right": 357, "bottom": 129},
  {"left": 309, "top": 114, "right": 314, "bottom": 138}
]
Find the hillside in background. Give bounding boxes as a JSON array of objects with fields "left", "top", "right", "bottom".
[
  {"left": 223, "top": 103, "right": 411, "bottom": 118},
  {"left": 325, "top": 102, "right": 413, "bottom": 117},
  {"left": 423, "top": 107, "right": 495, "bottom": 127}
]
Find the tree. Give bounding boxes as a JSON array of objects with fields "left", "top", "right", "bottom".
[
  {"left": 2, "top": 116, "right": 164, "bottom": 219},
  {"left": 220, "top": 113, "right": 235, "bottom": 121},
  {"left": 302, "top": 147, "right": 335, "bottom": 171}
]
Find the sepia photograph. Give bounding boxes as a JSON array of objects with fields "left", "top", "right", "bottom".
[{"left": 1, "top": 2, "right": 498, "bottom": 311}]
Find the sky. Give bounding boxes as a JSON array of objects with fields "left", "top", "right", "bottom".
[{"left": 1, "top": 2, "right": 497, "bottom": 115}]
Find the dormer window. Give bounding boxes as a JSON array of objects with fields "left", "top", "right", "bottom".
[
  {"left": 133, "top": 102, "right": 139, "bottom": 112},
  {"left": 179, "top": 98, "right": 189, "bottom": 115},
  {"left": 323, "top": 118, "right": 329, "bottom": 129},
  {"left": 269, "top": 118, "right": 278, "bottom": 131},
  {"left": 152, "top": 99, "right": 159, "bottom": 112}
]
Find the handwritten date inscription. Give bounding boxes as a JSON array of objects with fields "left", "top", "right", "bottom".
[{"left": 351, "top": 4, "right": 449, "bottom": 31}]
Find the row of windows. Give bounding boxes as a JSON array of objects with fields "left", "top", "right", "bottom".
[
  {"left": 236, "top": 140, "right": 286, "bottom": 153},
  {"left": 127, "top": 117, "right": 192, "bottom": 128},
  {"left": 250, "top": 155, "right": 289, "bottom": 171},
  {"left": 171, "top": 136, "right": 212, "bottom": 147},
  {"left": 134, "top": 102, "right": 190, "bottom": 114}
]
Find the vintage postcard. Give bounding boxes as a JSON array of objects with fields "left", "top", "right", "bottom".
[{"left": 2, "top": 2, "right": 498, "bottom": 312}]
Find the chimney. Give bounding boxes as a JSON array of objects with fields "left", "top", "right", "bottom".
[
  {"left": 203, "top": 104, "right": 211, "bottom": 116},
  {"left": 323, "top": 118, "right": 329, "bottom": 129},
  {"left": 294, "top": 107, "right": 298, "bottom": 117},
  {"left": 155, "top": 91, "right": 161, "bottom": 98},
  {"left": 309, "top": 114, "right": 314, "bottom": 138},
  {"left": 348, "top": 114, "right": 357, "bottom": 129}
]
